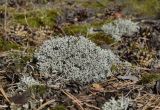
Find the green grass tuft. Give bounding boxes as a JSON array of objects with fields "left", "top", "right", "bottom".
[{"left": 0, "top": 37, "right": 20, "bottom": 52}]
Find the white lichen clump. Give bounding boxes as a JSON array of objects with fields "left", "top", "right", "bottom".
[
  {"left": 16, "top": 75, "right": 40, "bottom": 90},
  {"left": 34, "top": 36, "right": 120, "bottom": 84},
  {"left": 20, "top": 76, "right": 39, "bottom": 87},
  {"left": 102, "top": 96, "right": 131, "bottom": 110},
  {"left": 102, "top": 19, "right": 139, "bottom": 41}
]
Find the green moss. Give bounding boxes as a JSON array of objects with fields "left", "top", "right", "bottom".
[
  {"left": 91, "top": 18, "right": 113, "bottom": 28},
  {"left": 88, "top": 32, "right": 115, "bottom": 45},
  {"left": 111, "top": 64, "right": 118, "bottom": 72},
  {"left": 29, "top": 85, "right": 47, "bottom": 96},
  {"left": 0, "top": 6, "right": 16, "bottom": 13},
  {"left": 0, "top": 38, "right": 20, "bottom": 52},
  {"left": 87, "top": 19, "right": 114, "bottom": 45},
  {"left": 52, "top": 105, "right": 67, "bottom": 110},
  {"left": 63, "top": 23, "right": 91, "bottom": 35},
  {"left": 81, "top": 0, "right": 110, "bottom": 9},
  {"left": 13, "top": 9, "right": 60, "bottom": 28},
  {"left": 62, "top": 18, "right": 113, "bottom": 36},
  {"left": 138, "top": 73, "right": 160, "bottom": 84},
  {"left": 32, "top": 0, "right": 51, "bottom": 4},
  {"left": 124, "top": 0, "right": 160, "bottom": 17}
]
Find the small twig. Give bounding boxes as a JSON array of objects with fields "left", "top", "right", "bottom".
[
  {"left": 0, "top": 105, "right": 8, "bottom": 108},
  {"left": 62, "top": 90, "right": 100, "bottom": 110},
  {"left": 122, "top": 64, "right": 152, "bottom": 71},
  {"left": 4, "top": 0, "right": 8, "bottom": 38},
  {"left": 84, "top": 102, "right": 100, "bottom": 110},
  {"left": 36, "top": 99, "right": 55, "bottom": 110},
  {"left": 0, "top": 85, "right": 11, "bottom": 104},
  {"left": 0, "top": 52, "right": 9, "bottom": 57},
  {"left": 0, "top": 70, "right": 6, "bottom": 73},
  {"left": 61, "top": 90, "right": 84, "bottom": 110},
  {"left": 24, "top": 10, "right": 32, "bottom": 33}
]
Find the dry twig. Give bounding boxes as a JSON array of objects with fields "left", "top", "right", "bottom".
[
  {"left": 0, "top": 71, "right": 6, "bottom": 73},
  {"left": 61, "top": 89, "right": 84, "bottom": 110},
  {"left": 62, "top": 89, "right": 100, "bottom": 110},
  {"left": 84, "top": 102, "right": 100, "bottom": 110},
  {"left": 4, "top": 0, "right": 8, "bottom": 38},
  {"left": 0, "top": 85, "right": 11, "bottom": 103}
]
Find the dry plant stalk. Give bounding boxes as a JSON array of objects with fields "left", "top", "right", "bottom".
[
  {"left": 0, "top": 85, "right": 11, "bottom": 104},
  {"left": 4, "top": 0, "right": 8, "bottom": 38},
  {"left": 61, "top": 89, "right": 100, "bottom": 110},
  {"left": 61, "top": 89, "right": 84, "bottom": 110}
]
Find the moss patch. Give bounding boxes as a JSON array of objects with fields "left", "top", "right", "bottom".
[
  {"left": 123, "top": 0, "right": 160, "bottom": 17},
  {"left": 81, "top": 0, "right": 110, "bottom": 9},
  {"left": 88, "top": 32, "right": 115, "bottom": 45},
  {"left": 138, "top": 73, "right": 160, "bottom": 84},
  {"left": 62, "top": 18, "right": 113, "bottom": 36},
  {"left": 111, "top": 64, "right": 119, "bottom": 73},
  {"left": 91, "top": 18, "right": 113, "bottom": 28},
  {"left": 13, "top": 9, "right": 60, "bottom": 28},
  {"left": 52, "top": 105, "right": 67, "bottom": 110},
  {"left": 63, "top": 23, "right": 91, "bottom": 35}
]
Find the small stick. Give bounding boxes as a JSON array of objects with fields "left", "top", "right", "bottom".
[
  {"left": 36, "top": 99, "right": 55, "bottom": 110},
  {"left": 84, "top": 102, "right": 100, "bottom": 110},
  {"left": 0, "top": 71, "right": 6, "bottom": 73},
  {"left": 62, "top": 90, "right": 100, "bottom": 110},
  {"left": 61, "top": 90, "right": 84, "bottom": 110},
  {"left": 0, "top": 105, "right": 8, "bottom": 108},
  {"left": 0, "top": 85, "right": 11, "bottom": 103},
  {"left": 24, "top": 9, "right": 32, "bottom": 33},
  {"left": 0, "top": 52, "right": 9, "bottom": 57},
  {"left": 4, "top": 0, "right": 7, "bottom": 34}
]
